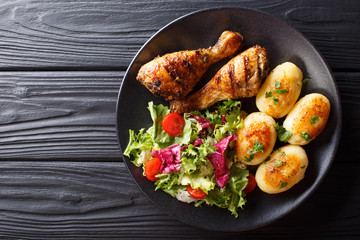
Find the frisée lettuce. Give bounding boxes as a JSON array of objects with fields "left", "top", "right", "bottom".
[{"left": 123, "top": 99, "right": 249, "bottom": 218}]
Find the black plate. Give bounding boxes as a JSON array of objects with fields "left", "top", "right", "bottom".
[{"left": 116, "top": 8, "right": 342, "bottom": 231}]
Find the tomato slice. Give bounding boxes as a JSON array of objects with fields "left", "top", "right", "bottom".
[
  {"left": 144, "top": 157, "right": 162, "bottom": 182},
  {"left": 162, "top": 112, "right": 185, "bottom": 136},
  {"left": 187, "top": 184, "right": 207, "bottom": 199},
  {"left": 243, "top": 173, "right": 256, "bottom": 194}
]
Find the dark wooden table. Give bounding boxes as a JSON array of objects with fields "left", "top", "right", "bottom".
[{"left": 0, "top": 0, "right": 359, "bottom": 239}]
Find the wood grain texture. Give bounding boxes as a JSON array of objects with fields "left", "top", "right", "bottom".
[
  {"left": 0, "top": 161, "right": 358, "bottom": 239},
  {"left": 334, "top": 72, "right": 360, "bottom": 163},
  {"left": 0, "top": 71, "right": 122, "bottom": 160},
  {"left": 0, "top": 0, "right": 358, "bottom": 70}
]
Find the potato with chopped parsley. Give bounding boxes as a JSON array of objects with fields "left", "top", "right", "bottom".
[
  {"left": 256, "top": 62, "right": 303, "bottom": 118},
  {"left": 235, "top": 112, "right": 277, "bottom": 165},
  {"left": 255, "top": 145, "right": 308, "bottom": 194},
  {"left": 283, "top": 93, "right": 330, "bottom": 145}
]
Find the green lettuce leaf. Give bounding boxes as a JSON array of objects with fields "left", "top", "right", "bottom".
[
  {"left": 147, "top": 102, "right": 172, "bottom": 148},
  {"left": 213, "top": 107, "right": 244, "bottom": 141},
  {"left": 227, "top": 167, "right": 249, "bottom": 217},
  {"left": 196, "top": 166, "right": 248, "bottom": 218},
  {"left": 155, "top": 172, "right": 179, "bottom": 192},
  {"left": 204, "top": 109, "right": 222, "bottom": 125},
  {"left": 154, "top": 173, "right": 187, "bottom": 198},
  {"left": 181, "top": 145, "right": 200, "bottom": 174},
  {"left": 201, "top": 187, "right": 232, "bottom": 209},
  {"left": 176, "top": 139, "right": 217, "bottom": 193},
  {"left": 123, "top": 128, "right": 154, "bottom": 166},
  {"left": 181, "top": 141, "right": 217, "bottom": 174},
  {"left": 174, "top": 117, "right": 197, "bottom": 145},
  {"left": 179, "top": 164, "right": 216, "bottom": 194},
  {"left": 216, "top": 98, "right": 242, "bottom": 115}
]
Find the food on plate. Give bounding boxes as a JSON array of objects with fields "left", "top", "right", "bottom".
[
  {"left": 255, "top": 145, "right": 308, "bottom": 194},
  {"left": 124, "top": 99, "right": 253, "bottom": 218},
  {"left": 137, "top": 31, "right": 244, "bottom": 101},
  {"left": 283, "top": 93, "right": 330, "bottom": 145},
  {"left": 170, "top": 45, "right": 269, "bottom": 113},
  {"left": 126, "top": 28, "right": 332, "bottom": 216},
  {"left": 235, "top": 112, "right": 276, "bottom": 165},
  {"left": 256, "top": 62, "right": 303, "bottom": 118}
]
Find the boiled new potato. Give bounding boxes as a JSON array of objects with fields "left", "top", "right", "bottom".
[
  {"left": 256, "top": 62, "right": 303, "bottom": 118},
  {"left": 235, "top": 112, "right": 277, "bottom": 165},
  {"left": 255, "top": 145, "right": 308, "bottom": 194},
  {"left": 283, "top": 93, "right": 330, "bottom": 145}
]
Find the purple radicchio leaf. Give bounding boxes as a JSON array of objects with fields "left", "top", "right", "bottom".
[
  {"left": 192, "top": 114, "right": 211, "bottom": 128},
  {"left": 221, "top": 114, "right": 227, "bottom": 125},
  {"left": 180, "top": 138, "right": 204, "bottom": 150},
  {"left": 193, "top": 138, "right": 204, "bottom": 146},
  {"left": 191, "top": 114, "right": 214, "bottom": 135},
  {"left": 206, "top": 134, "right": 237, "bottom": 188},
  {"left": 152, "top": 144, "right": 181, "bottom": 174}
]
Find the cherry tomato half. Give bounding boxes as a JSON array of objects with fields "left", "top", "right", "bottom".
[
  {"left": 162, "top": 112, "right": 185, "bottom": 136},
  {"left": 187, "top": 184, "right": 207, "bottom": 199},
  {"left": 144, "top": 157, "right": 162, "bottom": 182},
  {"left": 243, "top": 173, "right": 257, "bottom": 194}
]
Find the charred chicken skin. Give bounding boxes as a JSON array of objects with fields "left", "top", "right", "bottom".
[
  {"left": 170, "top": 45, "right": 269, "bottom": 113},
  {"left": 136, "top": 31, "right": 243, "bottom": 101}
]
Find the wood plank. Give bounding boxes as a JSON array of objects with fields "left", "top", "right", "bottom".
[
  {"left": 0, "top": 161, "right": 358, "bottom": 239},
  {"left": 0, "top": 0, "right": 358, "bottom": 70},
  {"left": 284, "top": 3, "right": 360, "bottom": 71},
  {"left": 0, "top": 71, "right": 122, "bottom": 160},
  {"left": 0, "top": 71, "right": 358, "bottom": 161},
  {"left": 334, "top": 72, "right": 360, "bottom": 162}
]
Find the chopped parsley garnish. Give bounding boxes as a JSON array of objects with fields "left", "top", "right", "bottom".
[
  {"left": 301, "top": 78, "right": 310, "bottom": 95},
  {"left": 244, "top": 141, "right": 264, "bottom": 162},
  {"left": 300, "top": 131, "right": 311, "bottom": 142},
  {"left": 300, "top": 165, "right": 306, "bottom": 169},
  {"left": 265, "top": 82, "right": 288, "bottom": 105},
  {"left": 272, "top": 89, "right": 288, "bottom": 94},
  {"left": 265, "top": 91, "right": 278, "bottom": 105},
  {"left": 275, "top": 160, "right": 283, "bottom": 167},
  {"left": 244, "top": 156, "right": 252, "bottom": 162},
  {"left": 275, "top": 81, "right": 281, "bottom": 89},
  {"left": 275, "top": 123, "right": 293, "bottom": 142},
  {"left": 265, "top": 91, "right": 274, "bottom": 98},
  {"left": 302, "top": 78, "right": 310, "bottom": 84},
  {"left": 310, "top": 115, "right": 319, "bottom": 124},
  {"left": 279, "top": 181, "right": 288, "bottom": 189},
  {"left": 281, "top": 151, "right": 286, "bottom": 156}
]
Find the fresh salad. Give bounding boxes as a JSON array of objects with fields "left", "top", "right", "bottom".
[{"left": 124, "top": 99, "right": 257, "bottom": 217}]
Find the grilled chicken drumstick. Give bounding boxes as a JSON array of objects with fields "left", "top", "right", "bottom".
[
  {"left": 137, "top": 31, "right": 243, "bottom": 101},
  {"left": 170, "top": 45, "right": 269, "bottom": 113}
]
